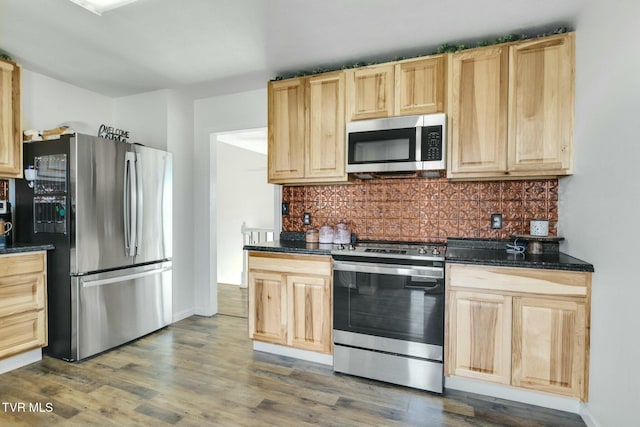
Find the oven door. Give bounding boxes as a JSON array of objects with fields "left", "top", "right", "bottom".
[{"left": 333, "top": 259, "right": 444, "bottom": 357}]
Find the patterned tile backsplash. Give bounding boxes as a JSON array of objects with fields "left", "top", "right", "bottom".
[{"left": 282, "top": 177, "right": 558, "bottom": 242}]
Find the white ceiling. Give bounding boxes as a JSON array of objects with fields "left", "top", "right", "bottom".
[{"left": 0, "top": 0, "right": 583, "bottom": 98}]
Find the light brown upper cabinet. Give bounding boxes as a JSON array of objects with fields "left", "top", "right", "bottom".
[
  {"left": 305, "top": 72, "right": 346, "bottom": 182},
  {"left": 508, "top": 34, "right": 575, "bottom": 174},
  {"left": 448, "top": 33, "right": 575, "bottom": 180},
  {"left": 395, "top": 56, "right": 447, "bottom": 116},
  {"left": 268, "top": 78, "right": 306, "bottom": 182},
  {"left": 448, "top": 45, "right": 509, "bottom": 176},
  {"left": 268, "top": 72, "right": 347, "bottom": 184},
  {"left": 0, "top": 59, "right": 23, "bottom": 178},
  {"left": 346, "top": 64, "right": 395, "bottom": 121},
  {"left": 346, "top": 56, "right": 446, "bottom": 122}
]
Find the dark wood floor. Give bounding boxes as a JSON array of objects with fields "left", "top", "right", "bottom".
[{"left": 0, "top": 313, "right": 585, "bottom": 427}]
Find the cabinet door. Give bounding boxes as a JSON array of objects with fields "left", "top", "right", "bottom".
[
  {"left": 448, "top": 46, "right": 508, "bottom": 177},
  {"left": 287, "top": 274, "right": 332, "bottom": 353},
  {"left": 0, "top": 274, "right": 46, "bottom": 318},
  {"left": 508, "top": 33, "right": 574, "bottom": 174},
  {"left": 267, "top": 78, "right": 306, "bottom": 183},
  {"left": 305, "top": 72, "right": 346, "bottom": 181},
  {"left": 346, "top": 64, "right": 394, "bottom": 121},
  {"left": 0, "top": 310, "right": 46, "bottom": 359},
  {"left": 395, "top": 56, "right": 446, "bottom": 116},
  {"left": 447, "top": 290, "right": 512, "bottom": 384},
  {"left": 0, "top": 60, "right": 22, "bottom": 178},
  {"left": 248, "top": 271, "right": 287, "bottom": 345},
  {"left": 512, "top": 296, "right": 586, "bottom": 400}
]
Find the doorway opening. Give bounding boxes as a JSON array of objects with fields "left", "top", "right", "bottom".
[{"left": 214, "top": 128, "right": 278, "bottom": 317}]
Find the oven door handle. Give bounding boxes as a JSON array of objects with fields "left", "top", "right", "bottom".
[
  {"left": 333, "top": 260, "right": 443, "bottom": 279},
  {"left": 404, "top": 282, "right": 443, "bottom": 292}
]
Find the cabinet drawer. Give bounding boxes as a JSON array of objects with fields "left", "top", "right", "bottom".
[
  {"left": 447, "top": 263, "right": 589, "bottom": 297},
  {"left": 248, "top": 252, "right": 331, "bottom": 277},
  {"left": 0, "top": 252, "right": 46, "bottom": 277},
  {"left": 0, "top": 274, "right": 46, "bottom": 317},
  {"left": 0, "top": 309, "right": 47, "bottom": 359}
]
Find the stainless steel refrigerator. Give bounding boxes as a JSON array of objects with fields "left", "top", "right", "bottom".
[{"left": 15, "top": 133, "right": 172, "bottom": 361}]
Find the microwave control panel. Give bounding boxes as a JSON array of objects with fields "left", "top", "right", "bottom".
[{"left": 422, "top": 125, "right": 443, "bottom": 161}]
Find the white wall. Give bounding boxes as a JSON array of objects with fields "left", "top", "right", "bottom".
[
  {"left": 193, "top": 88, "right": 267, "bottom": 315},
  {"left": 166, "top": 91, "right": 195, "bottom": 320},
  {"left": 216, "top": 142, "right": 273, "bottom": 285},
  {"left": 21, "top": 69, "right": 112, "bottom": 132},
  {"left": 562, "top": 2, "right": 640, "bottom": 426},
  {"left": 113, "top": 90, "right": 170, "bottom": 149}
]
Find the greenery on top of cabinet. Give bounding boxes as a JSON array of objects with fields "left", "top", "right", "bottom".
[{"left": 272, "top": 26, "right": 572, "bottom": 81}]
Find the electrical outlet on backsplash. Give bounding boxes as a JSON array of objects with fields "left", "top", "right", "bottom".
[{"left": 281, "top": 177, "right": 558, "bottom": 242}]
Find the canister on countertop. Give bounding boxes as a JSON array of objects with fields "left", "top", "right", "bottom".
[
  {"left": 319, "top": 224, "right": 334, "bottom": 244},
  {"left": 305, "top": 228, "right": 319, "bottom": 243},
  {"left": 333, "top": 221, "right": 351, "bottom": 244},
  {"left": 530, "top": 220, "right": 549, "bottom": 237}
]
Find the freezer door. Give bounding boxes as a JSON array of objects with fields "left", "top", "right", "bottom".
[
  {"left": 73, "top": 261, "right": 172, "bottom": 360},
  {"left": 133, "top": 144, "right": 173, "bottom": 264},
  {"left": 72, "top": 134, "right": 135, "bottom": 273}
]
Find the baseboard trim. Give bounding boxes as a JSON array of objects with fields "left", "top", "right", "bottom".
[
  {"left": 0, "top": 348, "right": 42, "bottom": 375},
  {"left": 253, "top": 341, "right": 333, "bottom": 366},
  {"left": 580, "top": 404, "right": 601, "bottom": 427},
  {"left": 173, "top": 307, "right": 196, "bottom": 323},
  {"left": 445, "top": 376, "right": 581, "bottom": 414},
  {"left": 194, "top": 306, "right": 216, "bottom": 317}
]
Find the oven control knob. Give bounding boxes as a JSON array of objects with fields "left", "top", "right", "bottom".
[
  {"left": 348, "top": 244, "right": 356, "bottom": 251},
  {"left": 337, "top": 244, "right": 346, "bottom": 250},
  {"left": 418, "top": 247, "right": 427, "bottom": 254},
  {"left": 432, "top": 248, "right": 441, "bottom": 256}
]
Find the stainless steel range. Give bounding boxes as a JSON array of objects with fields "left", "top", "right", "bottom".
[{"left": 331, "top": 242, "right": 445, "bottom": 393}]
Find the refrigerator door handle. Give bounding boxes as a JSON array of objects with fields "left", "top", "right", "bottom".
[
  {"left": 124, "top": 152, "right": 137, "bottom": 257},
  {"left": 81, "top": 266, "right": 173, "bottom": 288},
  {"left": 135, "top": 152, "right": 143, "bottom": 256}
]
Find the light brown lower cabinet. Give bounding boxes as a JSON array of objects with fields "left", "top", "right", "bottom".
[
  {"left": 0, "top": 251, "right": 48, "bottom": 360},
  {"left": 448, "top": 290, "right": 512, "bottom": 385},
  {"left": 446, "top": 263, "right": 591, "bottom": 401},
  {"left": 248, "top": 251, "right": 332, "bottom": 354}
]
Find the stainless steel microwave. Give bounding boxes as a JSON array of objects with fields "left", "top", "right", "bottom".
[{"left": 346, "top": 113, "right": 446, "bottom": 173}]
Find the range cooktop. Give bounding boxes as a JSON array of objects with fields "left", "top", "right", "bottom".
[{"left": 331, "top": 241, "right": 446, "bottom": 261}]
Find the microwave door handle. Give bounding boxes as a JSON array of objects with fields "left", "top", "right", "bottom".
[{"left": 415, "top": 126, "right": 422, "bottom": 161}]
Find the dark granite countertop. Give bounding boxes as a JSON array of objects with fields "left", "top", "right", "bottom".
[
  {"left": 244, "top": 240, "right": 334, "bottom": 256},
  {"left": 0, "top": 243, "right": 55, "bottom": 255},
  {"left": 445, "top": 238, "right": 594, "bottom": 272},
  {"left": 245, "top": 236, "right": 594, "bottom": 273}
]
